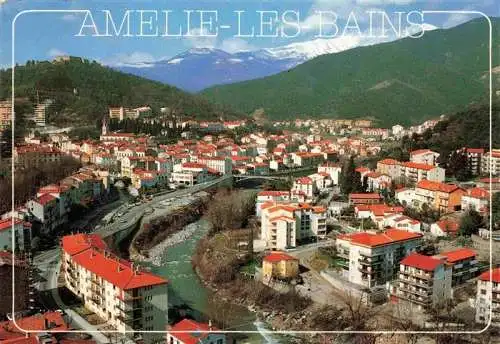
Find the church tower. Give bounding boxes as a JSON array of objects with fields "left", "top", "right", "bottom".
[{"left": 101, "top": 117, "right": 108, "bottom": 136}]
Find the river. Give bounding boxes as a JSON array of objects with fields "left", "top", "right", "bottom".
[{"left": 141, "top": 219, "right": 285, "bottom": 344}]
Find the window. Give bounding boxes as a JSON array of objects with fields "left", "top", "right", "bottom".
[
  {"left": 217, "top": 340, "right": 223, "bottom": 344},
  {"left": 481, "top": 290, "right": 487, "bottom": 295}
]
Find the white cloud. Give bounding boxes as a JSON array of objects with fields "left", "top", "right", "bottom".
[
  {"left": 443, "top": 11, "right": 475, "bottom": 29},
  {"left": 102, "top": 52, "right": 157, "bottom": 67},
  {"left": 183, "top": 27, "right": 217, "bottom": 49},
  {"left": 47, "top": 48, "right": 68, "bottom": 57},
  {"left": 219, "top": 38, "right": 255, "bottom": 53},
  {"left": 61, "top": 14, "right": 80, "bottom": 22}
]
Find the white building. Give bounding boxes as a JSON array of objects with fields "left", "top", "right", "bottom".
[
  {"left": 61, "top": 234, "right": 168, "bottom": 344},
  {"left": 410, "top": 149, "right": 440, "bottom": 166},
  {"left": 260, "top": 203, "right": 327, "bottom": 250},
  {"left": 336, "top": 229, "right": 423, "bottom": 289},
  {"left": 291, "top": 176, "right": 316, "bottom": 201},
  {"left": 391, "top": 253, "right": 452, "bottom": 310},
  {"left": 318, "top": 162, "right": 341, "bottom": 185},
  {"left": 475, "top": 268, "right": 500, "bottom": 325},
  {"left": 481, "top": 150, "right": 500, "bottom": 176},
  {"left": 461, "top": 187, "right": 489, "bottom": 213},
  {"left": 255, "top": 190, "right": 290, "bottom": 217}
]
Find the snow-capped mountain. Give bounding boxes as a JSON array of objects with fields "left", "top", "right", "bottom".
[{"left": 116, "top": 25, "right": 437, "bottom": 92}]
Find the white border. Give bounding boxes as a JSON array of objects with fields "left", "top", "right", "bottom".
[{"left": 10, "top": 9, "right": 493, "bottom": 336}]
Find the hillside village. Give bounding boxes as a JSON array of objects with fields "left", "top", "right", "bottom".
[{"left": 0, "top": 94, "right": 499, "bottom": 344}]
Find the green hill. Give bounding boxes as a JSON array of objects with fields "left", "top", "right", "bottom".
[
  {"left": 201, "top": 18, "right": 500, "bottom": 127},
  {"left": 0, "top": 57, "right": 242, "bottom": 126}
]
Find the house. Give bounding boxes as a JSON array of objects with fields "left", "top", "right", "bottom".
[
  {"left": 318, "top": 162, "right": 341, "bottom": 185},
  {"left": 348, "top": 193, "right": 382, "bottom": 205},
  {"left": 383, "top": 214, "right": 421, "bottom": 233},
  {"left": 291, "top": 177, "right": 316, "bottom": 201},
  {"left": 430, "top": 219, "right": 460, "bottom": 237},
  {"left": 414, "top": 180, "right": 465, "bottom": 213},
  {"left": 336, "top": 228, "right": 423, "bottom": 290},
  {"left": 391, "top": 253, "right": 452, "bottom": 309},
  {"left": 475, "top": 268, "right": 500, "bottom": 325},
  {"left": 262, "top": 252, "right": 299, "bottom": 281},
  {"left": 167, "top": 319, "right": 226, "bottom": 344},
  {"left": 364, "top": 172, "right": 391, "bottom": 191},
  {"left": 0, "top": 311, "right": 67, "bottom": 341},
  {"left": 461, "top": 187, "right": 489, "bottom": 213},
  {"left": 410, "top": 149, "right": 440, "bottom": 166},
  {"left": 61, "top": 234, "right": 168, "bottom": 344},
  {"left": 26, "top": 193, "right": 63, "bottom": 234}
]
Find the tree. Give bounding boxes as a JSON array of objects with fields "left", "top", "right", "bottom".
[
  {"left": 459, "top": 209, "right": 484, "bottom": 236},
  {"left": 448, "top": 149, "right": 472, "bottom": 181},
  {"left": 340, "top": 157, "right": 363, "bottom": 195}
]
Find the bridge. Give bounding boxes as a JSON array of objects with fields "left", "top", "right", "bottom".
[{"left": 233, "top": 174, "right": 289, "bottom": 183}]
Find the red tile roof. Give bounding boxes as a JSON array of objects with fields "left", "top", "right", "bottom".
[
  {"left": 417, "top": 180, "right": 460, "bottom": 193},
  {"left": 466, "top": 148, "right": 484, "bottom": 154},
  {"left": 62, "top": 234, "right": 167, "bottom": 290},
  {"left": 378, "top": 158, "right": 399, "bottom": 165},
  {"left": 295, "top": 176, "right": 313, "bottom": 184},
  {"left": 263, "top": 252, "right": 298, "bottom": 263},
  {"left": 35, "top": 193, "right": 57, "bottom": 205},
  {"left": 349, "top": 193, "right": 382, "bottom": 199},
  {"left": 169, "top": 319, "right": 220, "bottom": 344},
  {"left": 258, "top": 191, "right": 289, "bottom": 197},
  {"left": 435, "top": 220, "right": 460, "bottom": 233},
  {"left": 402, "top": 161, "right": 435, "bottom": 171},
  {"left": 479, "top": 268, "right": 500, "bottom": 283},
  {"left": 337, "top": 228, "right": 422, "bottom": 248},
  {"left": 466, "top": 187, "right": 489, "bottom": 199},
  {"left": 0, "top": 218, "right": 22, "bottom": 232},
  {"left": 0, "top": 312, "right": 67, "bottom": 336},
  {"left": 438, "top": 248, "right": 476, "bottom": 263},
  {"left": 400, "top": 253, "right": 443, "bottom": 272}
]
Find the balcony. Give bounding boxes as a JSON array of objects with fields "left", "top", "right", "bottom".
[
  {"left": 393, "top": 291, "right": 432, "bottom": 306},
  {"left": 358, "top": 266, "right": 378, "bottom": 274},
  {"left": 337, "top": 250, "right": 350, "bottom": 259},
  {"left": 400, "top": 269, "right": 432, "bottom": 280},
  {"left": 117, "top": 292, "right": 143, "bottom": 302},
  {"left": 398, "top": 276, "right": 432, "bottom": 288},
  {"left": 398, "top": 284, "right": 431, "bottom": 298},
  {"left": 358, "top": 256, "right": 383, "bottom": 266}
]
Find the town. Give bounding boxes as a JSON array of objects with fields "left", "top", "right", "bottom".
[{"left": 0, "top": 94, "right": 499, "bottom": 344}]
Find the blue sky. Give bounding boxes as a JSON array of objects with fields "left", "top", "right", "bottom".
[{"left": 0, "top": 0, "right": 497, "bottom": 68}]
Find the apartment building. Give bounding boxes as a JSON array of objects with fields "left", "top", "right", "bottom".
[
  {"left": 410, "top": 149, "right": 440, "bottom": 166},
  {"left": 475, "top": 268, "right": 500, "bottom": 326},
  {"left": 167, "top": 319, "right": 226, "bottom": 344},
  {"left": 376, "top": 159, "right": 445, "bottom": 184},
  {"left": 291, "top": 152, "right": 324, "bottom": 167},
  {"left": 435, "top": 248, "right": 480, "bottom": 286},
  {"left": 61, "top": 234, "right": 168, "bottom": 344},
  {"left": 464, "top": 148, "right": 484, "bottom": 175},
  {"left": 335, "top": 228, "right": 423, "bottom": 289},
  {"left": 171, "top": 162, "right": 216, "bottom": 186},
  {"left": 260, "top": 203, "right": 327, "bottom": 250},
  {"left": 414, "top": 180, "right": 465, "bottom": 213},
  {"left": 26, "top": 194, "right": 63, "bottom": 234},
  {"left": 481, "top": 149, "right": 500, "bottom": 176},
  {"left": 14, "top": 145, "right": 62, "bottom": 169},
  {"left": 196, "top": 156, "right": 232, "bottom": 174},
  {"left": 391, "top": 253, "right": 452, "bottom": 309}
]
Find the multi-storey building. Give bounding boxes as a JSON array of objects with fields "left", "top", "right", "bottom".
[
  {"left": 414, "top": 180, "right": 465, "bottom": 213},
  {"left": 475, "top": 268, "right": 500, "bottom": 326},
  {"left": 260, "top": 203, "right": 327, "bottom": 250},
  {"left": 61, "top": 234, "right": 168, "bottom": 344},
  {"left": 348, "top": 193, "right": 383, "bottom": 205},
  {"left": 464, "top": 148, "right": 484, "bottom": 175},
  {"left": 435, "top": 248, "right": 480, "bottom": 286},
  {"left": 196, "top": 156, "right": 232, "bottom": 174},
  {"left": 26, "top": 194, "right": 64, "bottom": 234},
  {"left": 481, "top": 149, "right": 500, "bottom": 176},
  {"left": 376, "top": 159, "right": 445, "bottom": 184},
  {"left": 171, "top": 162, "right": 217, "bottom": 186},
  {"left": 291, "top": 152, "right": 324, "bottom": 167},
  {"left": 391, "top": 253, "right": 452, "bottom": 309},
  {"left": 291, "top": 177, "right": 316, "bottom": 201},
  {"left": 410, "top": 149, "right": 440, "bottom": 166},
  {"left": 167, "top": 319, "right": 226, "bottom": 344},
  {"left": 14, "top": 145, "right": 62, "bottom": 169},
  {"left": 336, "top": 228, "right": 422, "bottom": 289}
]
